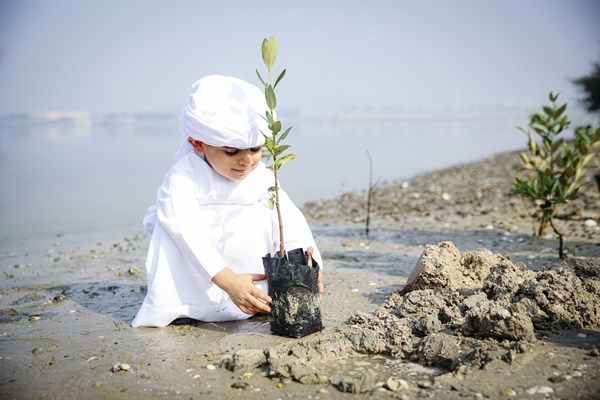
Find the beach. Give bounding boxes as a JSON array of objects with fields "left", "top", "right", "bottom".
[{"left": 1, "top": 149, "right": 599, "bottom": 399}]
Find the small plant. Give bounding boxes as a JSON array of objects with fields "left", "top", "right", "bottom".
[
  {"left": 513, "top": 92, "right": 600, "bottom": 258},
  {"left": 256, "top": 35, "right": 294, "bottom": 259}
]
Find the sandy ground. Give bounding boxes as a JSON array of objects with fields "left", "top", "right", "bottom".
[{"left": 1, "top": 150, "right": 599, "bottom": 399}]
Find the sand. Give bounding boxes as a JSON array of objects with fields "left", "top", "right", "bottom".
[{"left": 1, "top": 149, "right": 599, "bottom": 399}]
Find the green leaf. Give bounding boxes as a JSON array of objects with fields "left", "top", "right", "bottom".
[
  {"left": 265, "top": 84, "right": 276, "bottom": 110},
  {"left": 278, "top": 126, "right": 292, "bottom": 143},
  {"left": 275, "top": 144, "right": 291, "bottom": 156},
  {"left": 554, "top": 103, "right": 567, "bottom": 118},
  {"left": 268, "top": 186, "right": 277, "bottom": 192},
  {"left": 266, "top": 111, "right": 274, "bottom": 126},
  {"left": 261, "top": 36, "right": 278, "bottom": 71},
  {"left": 519, "top": 152, "right": 529, "bottom": 165},
  {"left": 274, "top": 153, "right": 295, "bottom": 170},
  {"left": 527, "top": 131, "right": 537, "bottom": 154},
  {"left": 270, "top": 120, "right": 282, "bottom": 134},
  {"left": 255, "top": 69, "right": 266, "bottom": 87},
  {"left": 264, "top": 137, "right": 275, "bottom": 154},
  {"left": 274, "top": 69, "right": 286, "bottom": 88},
  {"left": 543, "top": 106, "right": 554, "bottom": 118}
]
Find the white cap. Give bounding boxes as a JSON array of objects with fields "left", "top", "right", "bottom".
[{"left": 181, "top": 74, "right": 268, "bottom": 149}]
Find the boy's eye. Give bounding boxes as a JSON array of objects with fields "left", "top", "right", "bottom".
[
  {"left": 224, "top": 149, "right": 239, "bottom": 156},
  {"left": 250, "top": 146, "right": 262, "bottom": 152}
]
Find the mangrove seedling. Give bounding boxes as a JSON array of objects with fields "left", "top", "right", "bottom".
[
  {"left": 256, "top": 35, "right": 295, "bottom": 259},
  {"left": 513, "top": 92, "right": 600, "bottom": 258}
]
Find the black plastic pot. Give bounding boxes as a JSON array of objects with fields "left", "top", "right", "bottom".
[{"left": 262, "top": 248, "right": 324, "bottom": 338}]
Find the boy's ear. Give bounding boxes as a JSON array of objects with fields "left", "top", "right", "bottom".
[{"left": 188, "top": 137, "right": 205, "bottom": 153}]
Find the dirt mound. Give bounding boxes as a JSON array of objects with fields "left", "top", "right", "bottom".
[{"left": 221, "top": 242, "right": 600, "bottom": 382}]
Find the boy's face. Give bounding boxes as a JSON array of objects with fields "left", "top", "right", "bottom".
[{"left": 188, "top": 138, "right": 262, "bottom": 181}]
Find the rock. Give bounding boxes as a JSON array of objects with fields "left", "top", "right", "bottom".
[
  {"left": 536, "top": 386, "right": 554, "bottom": 394},
  {"left": 317, "top": 388, "right": 328, "bottom": 394},
  {"left": 385, "top": 377, "right": 409, "bottom": 392},
  {"left": 28, "top": 315, "right": 41, "bottom": 322},
  {"left": 588, "top": 348, "right": 599, "bottom": 357},
  {"left": 576, "top": 333, "right": 587, "bottom": 338},
  {"left": 571, "top": 370, "right": 583, "bottom": 377},
  {"left": 32, "top": 348, "right": 43, "bottom": 355},
  {"left": 230, "top": 381, "right": 249, "bottom": 390},
  {"left": 206, "top": 364, "right": 216, "bottom": 370},
  {"left": 220, "top": 349, "right": 266, "bottom": 372},
  {"left": 548, "top": 375, "right": 565, "bottom": 383},
  {"left": 336, "top": 369, "right": 377, "bottom": 394},
  {"left": 52, "top": 294, "right": 66, "bottom": 303},
  {"left": 442, "top": 193, "right": 451, "bottom": 201},
  {"left": 583, "top": 219, "right": 597, "bottom": 227},
  {"left": 111, "top": 363, "right": 131, "bottom": 372},
  {"left": 242, "top": 372, "right": 252, "bottom": 380},
  {"left": 501, "top": 388, "right": 517, "bottom": 397},
  {"left": 92, "top": 380, "right": 105, "bottom": 388},
  {"left": 128, "top": 266, "right": 142, "bottom": 275},
  {"left": 417, "top": 380, "right": 432, "bottom": 389}
]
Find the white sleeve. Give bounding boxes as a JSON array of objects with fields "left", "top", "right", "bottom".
[
  {"left": 276, "top": 188, "right": 324, "bottom": 270},
  {"left": 156, "top": 169, "right": 228, "bottom": 280}
]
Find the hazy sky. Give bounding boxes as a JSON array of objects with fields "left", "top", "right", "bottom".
[{"left": 0, "top": 0, "right": 599, "bottom": 115}]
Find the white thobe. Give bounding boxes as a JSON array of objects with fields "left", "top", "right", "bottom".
[{"left": 131, "top": 152, "right": 322, "bottom": 327}]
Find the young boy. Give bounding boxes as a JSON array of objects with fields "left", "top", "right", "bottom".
[{"left": 132, "top": 75, "right": 323, "bottom": 327}]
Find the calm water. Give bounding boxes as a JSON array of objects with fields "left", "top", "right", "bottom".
[{"left": 0, "top": 115, "right": 526, "bottom": 254}]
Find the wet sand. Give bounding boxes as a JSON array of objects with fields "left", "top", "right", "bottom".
[{"left": 1, "top": 149, "right": 599, "bottom": 399}]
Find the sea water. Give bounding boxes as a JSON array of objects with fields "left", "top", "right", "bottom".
[{"left": 0, "top": 114, "right": 526, "bottom": 255}]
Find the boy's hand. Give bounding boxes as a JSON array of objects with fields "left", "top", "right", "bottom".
[
  {"left": 212, "top": 268, "right": 272, "bottom": 315},
  {"left": 306, "top": 247, "right": 324, "bottom": 295}
]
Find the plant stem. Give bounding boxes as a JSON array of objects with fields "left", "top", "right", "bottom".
[
  {"left": 273, "top": 144, "right": 285, "bottom": 258},
  {"left": 548, "top": 217, "right": 565, "bottom": 259},
  {"left": 366, "top": 150, "right": 373, "bottom": 238}
]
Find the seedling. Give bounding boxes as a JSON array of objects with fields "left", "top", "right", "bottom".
[{"left": 256, "top": 35, "right": 294, "bottom": 259}]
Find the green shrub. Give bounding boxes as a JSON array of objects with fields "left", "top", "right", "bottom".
[{"left": 513, "top": 92, "right": 600, "bottom": 258}]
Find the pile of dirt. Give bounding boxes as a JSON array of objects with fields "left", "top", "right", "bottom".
[{"left": 221, "top": 242, "right": 600, "bottom": 384}]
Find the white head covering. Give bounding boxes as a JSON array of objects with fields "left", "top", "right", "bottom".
[{"left": 176, "top": 75, "right": 268, "bottom": 160}]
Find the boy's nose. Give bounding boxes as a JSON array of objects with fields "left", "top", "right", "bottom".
[{"left": 238, "top": 152, "right": 251, "bottom": 165}]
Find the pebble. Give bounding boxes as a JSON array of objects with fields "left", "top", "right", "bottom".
[
  {"left": 571, "top": 370, "right": 583, "bottom": 377},
  {"left": 52, "top": 294, "right": 66, "bottom": 303},
  {"left": 401, "top": 182, "right": 409, "bottom": 189},
  {"left": 231, "top": 381, "right": 249, "bottom": 390},
  {"left": 501, "top": 388, "right": 517, "bottom": 397},
  {"left": 128, "top": 266, "right": 142, "bottom": 275},
  {"left": 92, "top": 380, "right": 105, "bottom": 388},
  {"left": 28, "top": 315, "right": 41, "bottom": 322},
  {"left": 111, "top": 363, "right": 131, "bottom": 372},
  {"left": 588, "top": 348, "right": 599, "bottom": 357},
  {"left": 417, "top": 380, "right": 432, "bottom": 389},
  {"left": 442, "top": 193, "right": 451, "bottom": 201},
  {"left": 317, "top": 388, "right": 328, "bottom": 394},
  {"left": 526, "top": 386, "right": 553, "bottom": 395},
  {"left": 576, "top": 333, "right": 587, "bottom": 338},
  {"left": 583, "top": 219, "right": 598, "bottom": 227},
  {"left": 548, "top": 375, "right": 565, "bottom": 383},
  {"left": 385, "top": 376, "right": 409, "bottom": 392},
  {"left": 32, "top": 347, "right": 43, "bottom": 355},
  {"left": 485, "top": 224, "right": 494, "bottom": 230},
  {"left": 206, "top": 364, "right": 216, "bottom": 370},
  {"left": 242, "top": 372, "right": 253, "bottom": 380}
]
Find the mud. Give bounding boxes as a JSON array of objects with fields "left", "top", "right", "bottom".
[{"left": 222, "top": 241, "right": 600, "bottom": 385}]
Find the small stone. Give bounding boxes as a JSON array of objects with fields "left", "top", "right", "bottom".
[
  {"left": 401, "top": 182, "right": 409, "bottom": 189},
  {"left": 571, "top": 370, "right": 583, "bottom": 377},
  {"left": 442, "top": 193, "right": 451, "bottom": 201},
  {"left": 576, "top": 333, "right": 587, "bottom": 338},
  {"left": 385, "top": 376, "right": 409, "bottom": 392},
  {"left": 417, "top": 380, "right": 432, "bottom": 389},
  {"left": 548, "top": 376, "right": 565, "bottom": 383},
  {"left": 111, "top": 363, "right": 131, "bottom": 372},
  {"left": 485, "top": 224, "right": 494, "bottom": 230},
  {"left": 242, "top": 372, "right": 253, "bottom": 380},
  {"left": 501, "top": 388, "right": 517, "bottom": 397},
  {"left": 32, "top": 348, "right": 43, "bottom": 355},
  {"left": 526, "top": 386, "right": 539, "bottom": 395},
  {"left": 317, "top": 388, "right": 328, "bottom": 394},
  {"left": 128, "top": 266, "right": 142, "bottom": 275},
  {"left": 52, "top": 294, "right": 66, "bottom": 303},
  {"left": 206, "top": 364, "right": 216, "bottom": 370},
  {"left": 231, "top": 381, "right": 249, "bottom": 390},
  {"left": 583, "top": 219, "right": 597, "bottom": 227},
  {"left": 29, "top": 315, "right": 41, "bottom": 322},
  {"left": 92, "top": 380, "right": 105, "bottom": 388},
  {"left": 587, "top": 348, "right": 599, "bottom": 357},
  {"left": 536, "top": 386, "right": 554, "bottom": 395}
]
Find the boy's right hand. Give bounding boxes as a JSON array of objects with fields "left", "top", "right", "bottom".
[{"left": 212, "top": 268, "right": 272, "bottom": 315}]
